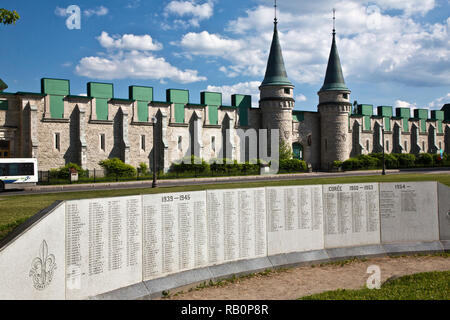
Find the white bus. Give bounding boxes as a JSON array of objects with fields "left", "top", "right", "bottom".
[{"left": 0, "top": 158, "right": 38, "bottom": 191}]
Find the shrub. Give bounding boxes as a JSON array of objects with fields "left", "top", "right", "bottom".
[
  {"left": 50, "top": 163, "right": 87, "bottom": 179},
  {"left": 332, "top": 160, "right": 343, "bottom": 168},
  {"left": 397, "top": 153, "right": 415, "bottom": 168},
  {"left": 356, "top": 154, "right": 380, "bottom": 169},
  {"left": 279, "top": 159, "right": 307, "bottom": 172},
  {"left": 170, "top": 155, "right": 209, "bottom": 174},
  {"left": 138, "top": 162, "right": 149, "bottom": 175},
  {"left": 416, "top": 153, "right": 433, "bottom": 167},
  {"left": 342, "top": 158, "right": 363, "bottom": 171},
  {"left": 383, "top": 154, "right": 399, "bottom": 169},
  {"left": 99, "top": 158, "right": 136, "bottom": 178}
]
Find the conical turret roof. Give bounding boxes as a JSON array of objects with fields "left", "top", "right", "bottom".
[
  {"left": 320, "top": 33, "right": 348, "bottom": 92},
  {"left": 0, "top": 78, "right": 7, "bottom": 92},
  {"left": 261, "top": 21, "right": 293, "bottom": 87}
]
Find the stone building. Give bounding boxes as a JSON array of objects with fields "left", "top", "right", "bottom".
[{"left": 0, "top": 17, "right": 449, "bottom": 171}]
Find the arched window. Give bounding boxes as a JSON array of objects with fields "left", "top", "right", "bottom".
[
  {"left": 178, "top": 136, "right": 182, "bottom": 151},
  {"left": 366, "top": 140, "right": 369, "bottom": 152}
]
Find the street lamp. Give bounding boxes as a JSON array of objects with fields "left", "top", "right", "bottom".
[
  {"left": 151, "top": 116, "right": 158, "bottom": 188},
  {"left": 381, "top": 124, "right": 386, "bottom": 175}
]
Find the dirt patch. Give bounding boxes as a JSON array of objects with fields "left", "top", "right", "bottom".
[{"left": 162, "top": 255, "right": 450, "bottom": 300}]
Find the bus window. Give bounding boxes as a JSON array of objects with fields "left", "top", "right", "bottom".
[{"left": 0, "top": 163, "right": 34, "bottom": 176}]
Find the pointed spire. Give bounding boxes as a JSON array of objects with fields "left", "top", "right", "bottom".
[
  {"left": 320, "top": 9, "right": 348, "bottom": 92},
  {"left": 261, "top": 0, "right": 293, "bottom": 87},
  {"left": 0, "top": 78, "right": 7, "bottom": 92}
]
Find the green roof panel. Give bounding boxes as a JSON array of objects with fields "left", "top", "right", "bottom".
[{"left": 41, "top": 78, "right": 70, "bottom": 96}]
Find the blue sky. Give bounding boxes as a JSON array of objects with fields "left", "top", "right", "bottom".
[{"left": 1, "top": 0, "right": 449, "bottom": 111}]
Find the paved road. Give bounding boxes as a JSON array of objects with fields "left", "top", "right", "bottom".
[{"left": 1, "top": 168, "right": 449, "bottom": 197}]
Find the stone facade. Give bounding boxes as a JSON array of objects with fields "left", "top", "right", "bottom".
[
  {"left": 0, "top": 21, "right": 449, "bottom": 172},
  {"left": 0, "top": 83, "right": 448, "bottom": 172}
]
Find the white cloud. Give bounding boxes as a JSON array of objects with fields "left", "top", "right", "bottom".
[
  {"left": 164, "top": 1, "right": 214, "bottom": 27},
  {"left": 55, "top": 5, "right": 109, "bottom": 18},
  {"left": 394, "top": 99, "right": 416, "bottom": 109},
  {"left": 428, "top": 93, "right": 450, "bottom": 109},
  {"left": 76, "top": 32, "right": 206, "bottom": 84},
  {"left": 84, "top": 6, "right": 109, "bottom": 17},
  {"left": 54, "top": 6, "right": 67, "bottom": 17},
  {"left": 295, "top": 94, "right": 307, "bottom": 102},
  {"left": 76, "top": 51, "right": 206, "bottom": 83},
  {"left": 178, "top": 1, "right": 450, "bottom": 87},
  {"left": 206, "top": 81, "right": 261, "bottom": 107},
  {"left": 98, "top": 32, "right": 163, "bottom": 51},
  {"left": 179, "top": 31, "right": 242, "bottom": 55},
  {"left": 177, "top": 30, "right": 267, "bottom": 78},
  {"left": 126, "top": 0, "right": 141, "bottom": 9}
]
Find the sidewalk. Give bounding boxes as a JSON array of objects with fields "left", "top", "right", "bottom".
[{"left": 24, "top": 169, "right": 406, "bottom": 193}]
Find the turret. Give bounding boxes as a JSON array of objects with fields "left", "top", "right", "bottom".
[
  {"left": 318, "top": 10, "right": 352, "bottom": 169},
  {"left": 259, "top": 6, "right": 294, "bottom": 150}
]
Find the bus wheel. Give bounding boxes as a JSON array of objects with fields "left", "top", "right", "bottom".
[{"left": 0, "top": 181, "right": 4, "bottom": 192}]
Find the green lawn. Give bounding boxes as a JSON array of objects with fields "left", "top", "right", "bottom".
[
  {"left": 0, "top": 173, "right": 449, "bottom": 240},
  {"left": 301, "top": 271, "right": 450, "bottom": 300}
]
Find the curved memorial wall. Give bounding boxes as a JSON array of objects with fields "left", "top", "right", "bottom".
[{"left": 0, "top": 182, "right": 449, "bottom": 300}]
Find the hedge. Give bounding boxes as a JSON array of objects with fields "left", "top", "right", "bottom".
[{"left": 342, "top": 153, "right": 450, "bottom": 171}]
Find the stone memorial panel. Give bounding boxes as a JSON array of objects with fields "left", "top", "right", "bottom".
[
  {"left": 323, "top": 183, "right": 380, "bottom": 248},
  {"left": 267, "top": 185, "right": 324, "bottom": 255},
  {"left": 142, "top": 191, "right": 207, "bottom": 281},
  {"left": 380, "top": 182, "right": 439, "bottom": 243},
  {"left": 65, "top": 196, "right": 142, "bottom": 299},
  {"left": 206, "top": 188, "right": 267, "bottom": 265},
  {"left": 0, "top": 204, "right": 66, "bottom": 300}
]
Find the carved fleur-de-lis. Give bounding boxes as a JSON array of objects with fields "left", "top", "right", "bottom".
[{"left": 29, "top": 240, "right": 57, "bottom": 290}]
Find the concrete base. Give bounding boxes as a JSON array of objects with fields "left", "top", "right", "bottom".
[
  {"left": 382, "top": 241, "right": 443, "bottom": 255},
  {"left": 440, "top": 240, "right": 450, "bottom": 251},
  {"left": 326, "top": 245, "right": 386, "bottom": 260},
  {"left": 95, "top": 241, "right": 447, "bottom": 300},
  {"left": 144, "top": 267, "right": 213, "bottom": 299}
]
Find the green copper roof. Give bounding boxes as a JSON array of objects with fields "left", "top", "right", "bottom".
[
  {"left": 261, "top": 22, "right": 293, "bottom": 87},
  {"left": 320, "top": 33, "right": 348, "bottom": 92},
  {"left": 0, "top": 79, "right": 8, "bottom": 92}
]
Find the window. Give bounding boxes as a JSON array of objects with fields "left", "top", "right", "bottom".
[
  {"left": 54, "top": 133, "right": 60, "bottom": 151},
  {"left": 366, "top": 140, "right": 369, "bottom": 152},
  {"left": 178, "top": 136, "right": 183, "bottom": 151},
  {"left": 141, "top": 135, "right": 146, "bottom": 151},
  {"left": 211, "top": 136, "right": 216, "bottom": 153},
  {"left": 439, "top": 142, "right": 442, "bottom": 150},
  {"left": 422, "top": 141, "right": 425, "bottom": 152},
  {"left": 386, "top": 140, "right": 389, "bottom": 152},
  {"left": 404, "top": 141, "right": 408, "bottom": 152},
  {"left": 284, "top": 88, "right": 290, "bottom": 94},
  {"left": 0, "top": 163, "right": 34, "bottom": 176},
  {"left": 0, "top": 140, "right": 10, "bottom": 158},
  {"left": 343, "top": 93, "right": 348, "bottom": 99},
  {"left": 100, "top": 134, "right": 106, "bottom": 151}
]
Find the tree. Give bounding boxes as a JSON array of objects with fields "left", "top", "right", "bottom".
[
  {"left": 0, "top": 9, "right": 20, "bottom": 25},
  {"left": 279, "top": 140, "right": 293, "bottom": 161}
]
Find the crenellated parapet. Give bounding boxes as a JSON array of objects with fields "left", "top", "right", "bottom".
[
  {"left": 0, "top": 78, "right": 253, "bottom": 128},
  {"left": 349, "top": 104, "right": 449, "bottom": 155}
]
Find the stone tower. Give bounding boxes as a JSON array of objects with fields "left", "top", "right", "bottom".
[
  {"left": 318, "top": 13, "right": 352, "bottom": 169},
  {"left": 259, "top": 13, "right": 295, "bottom": 150}
]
